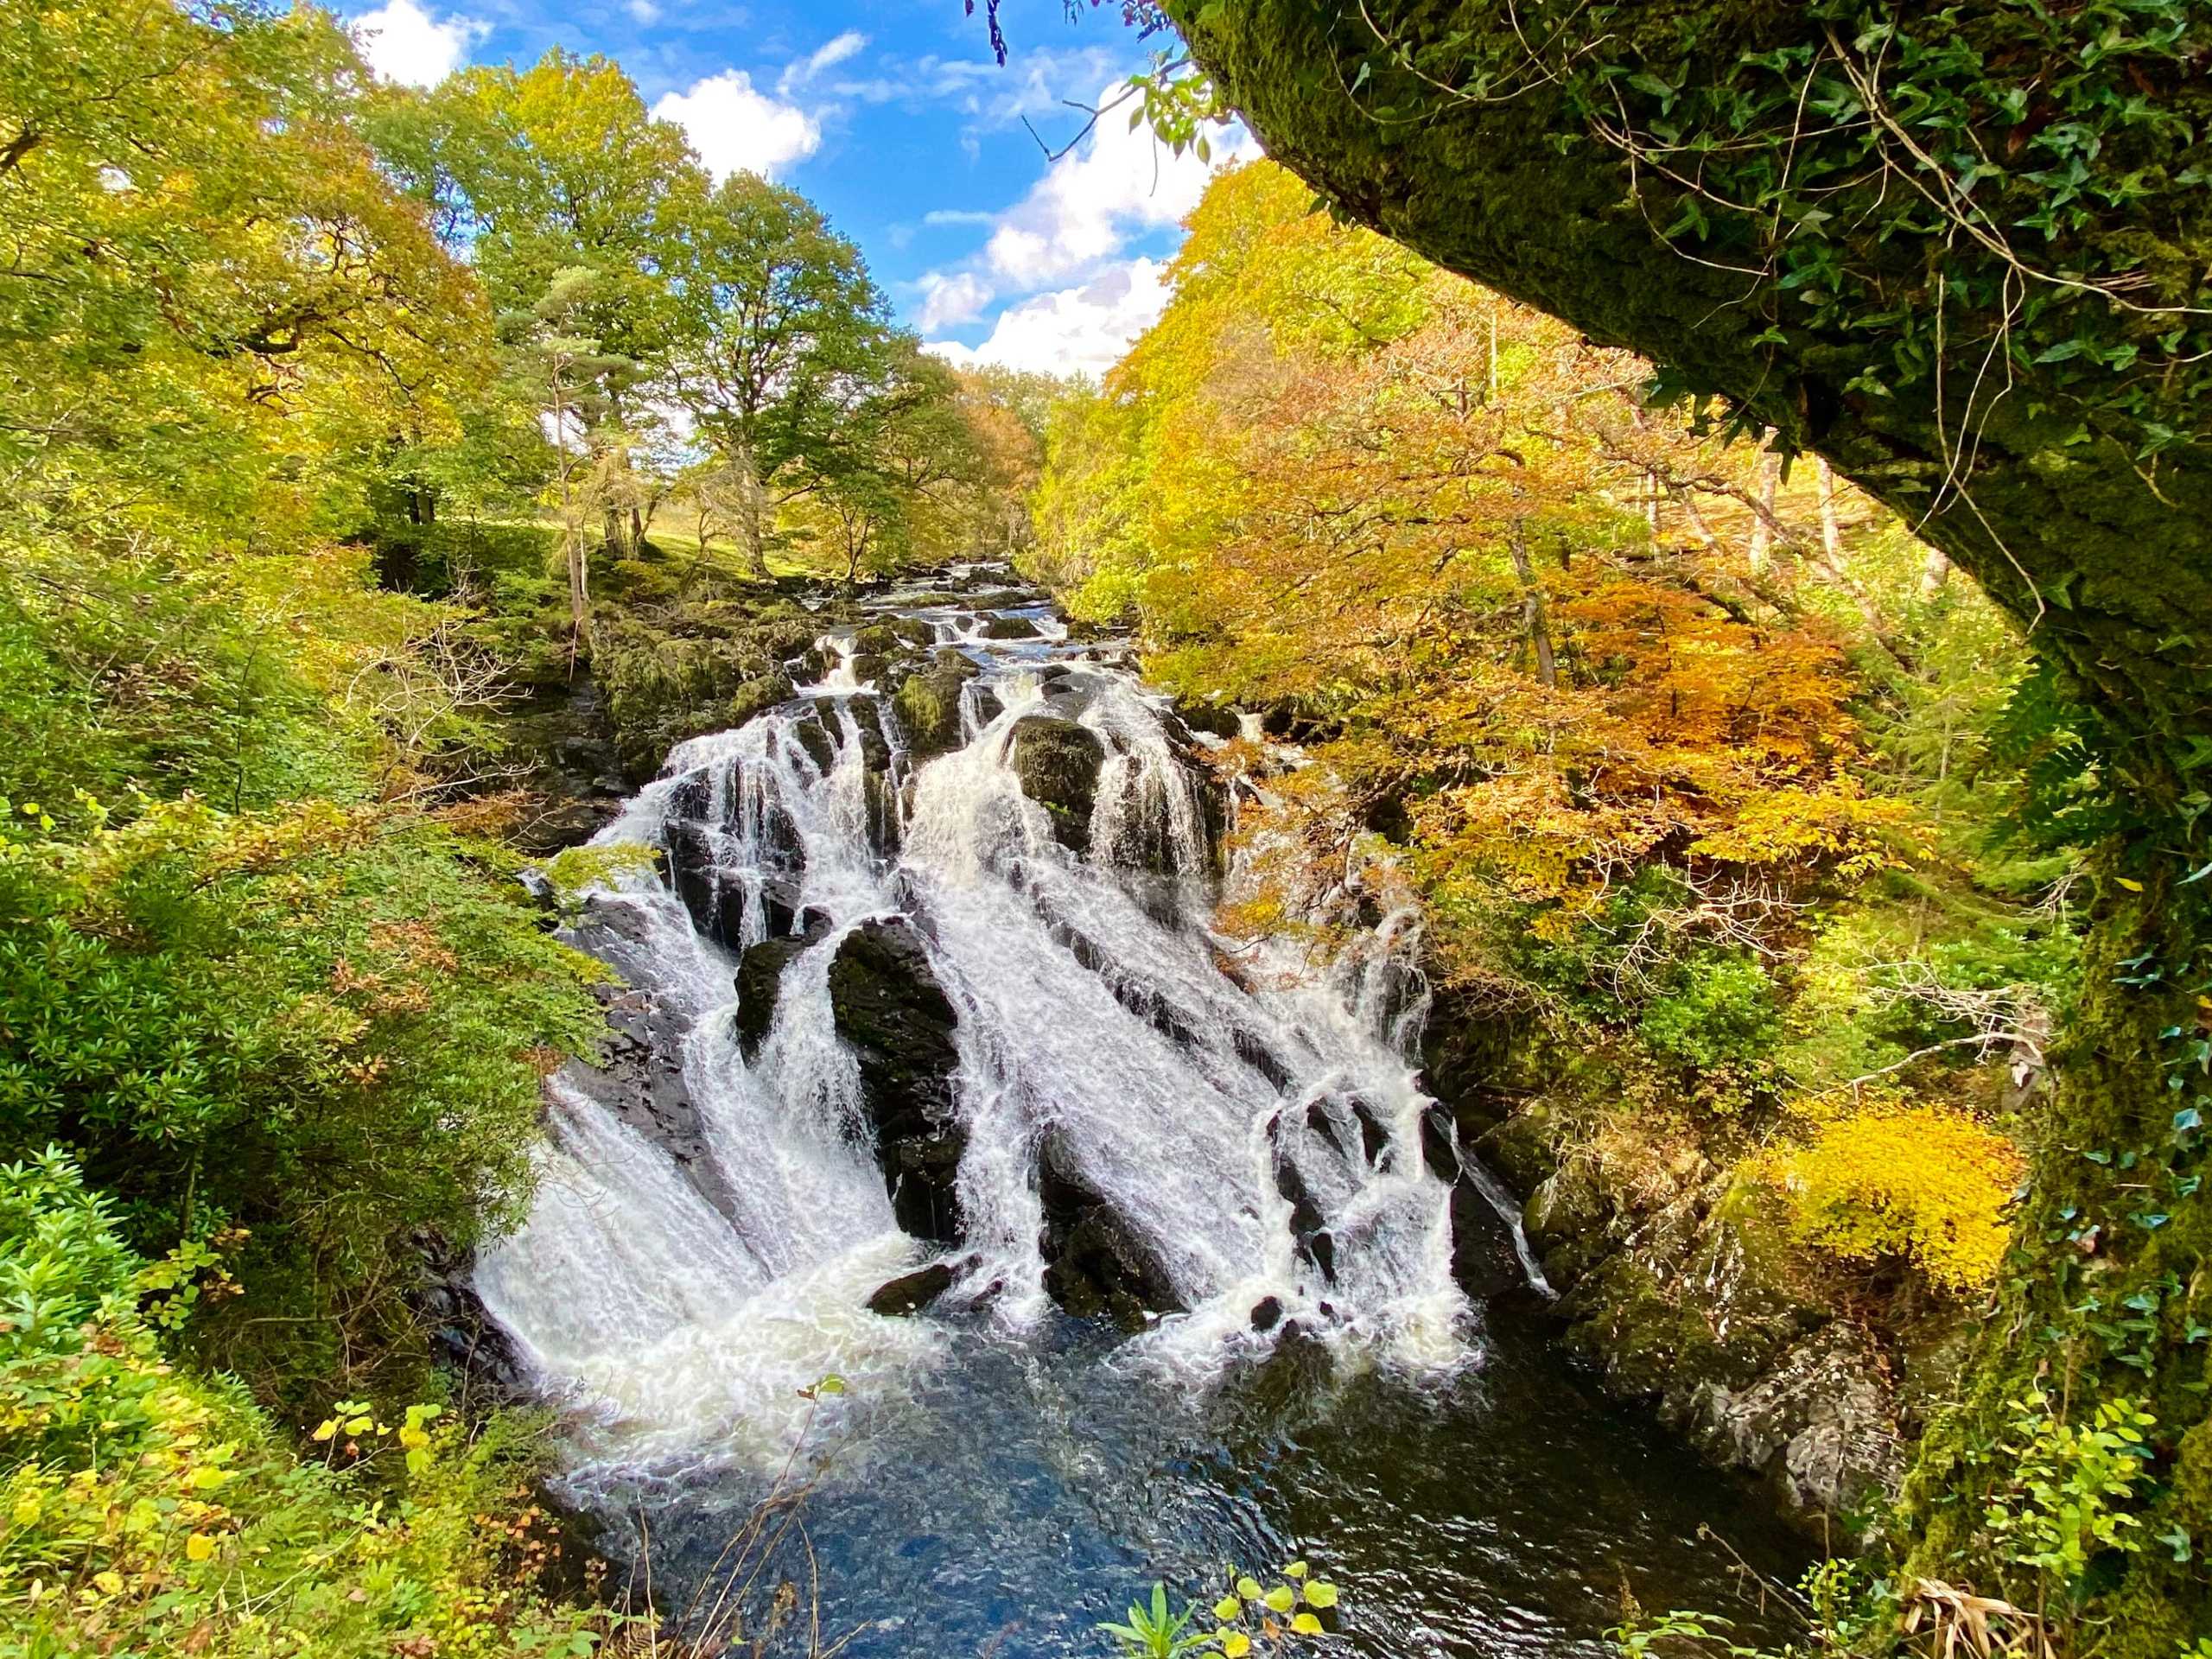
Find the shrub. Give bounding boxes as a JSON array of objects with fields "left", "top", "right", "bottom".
[
  {"left": 1637, "top": 955, "right": 1782, "bottom": 1072},
  {"left": 0, "top": 1150, "right": 613, "bottom": 1659},
  {"left": 0, "top": 797, "right": 605, "bottom": 1399},
  {"left": 1764, "top": 1104, "right": 2024, "bottom": 1292}
]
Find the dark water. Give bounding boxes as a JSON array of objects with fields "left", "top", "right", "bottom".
[{"left": 609, "top": 1294, "right": 1810, "bottom": 1657}]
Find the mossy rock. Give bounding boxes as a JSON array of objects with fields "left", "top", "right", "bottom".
[
  {"left": 893, "top": 651, "right": 981, "bottom": 758},
  {"left": 1007, "top": 715, "right": 1106, "bottom": 853}
]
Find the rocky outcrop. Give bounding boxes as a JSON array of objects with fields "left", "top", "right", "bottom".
[
  {"left": 827, "top": 919, "right": 965, "bottom": 1243},
  {"left": 1007, "top": 715, "right": 1106, "bottom": 853},
  {"left": 1430, "top": 1078, "right": 1914, "bottom": 1530},
  {"left": 1037, "top": 1130, "right": 1185, "bottom": 1332}
]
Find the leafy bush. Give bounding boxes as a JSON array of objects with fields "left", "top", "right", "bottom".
[
  {"left": 0, "top": 1151, "right": 614, "bottom": 1659},
  {"left": 0, "top": 797, "right": 605, "bottom": 1398},
  {"left": 1764, "top": 1105, "right": 2024, "bottom": 1292},
  {"left": 1637, "top": 955, "right": 1782, "bottom": 1072}
]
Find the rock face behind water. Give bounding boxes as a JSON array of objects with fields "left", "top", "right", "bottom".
[
  {"left": 1038, "top": 1130, "right": 1185, "bottom": 1331},
  {"left": 1008, "top": 715, "right": 1106, "bottom": 853},
  {"left": 826, "top": 918, "right": 965, "bottom": 1243}
]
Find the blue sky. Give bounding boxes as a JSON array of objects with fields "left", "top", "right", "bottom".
[{"left": 346, "top": 0, "right": 1255, "bottom": 374}]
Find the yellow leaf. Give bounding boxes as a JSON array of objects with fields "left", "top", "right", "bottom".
[
  {"left": 312, "top": 1420, "right": 337, "bottom": 1442},
  {"left": 1223, "top": 1636, "right": 1252, "bottom": 1658},
  {"left": 93, "top": 1571, "right": 124, "bottom": 1597},
  {"left": 2115, "top": 876, "right": 2144, "bottom": 892},
  {"left": 1292, "top": 1612, "right": 1324, "bottom": 1635},
  {"left": 186, "top": 1532, "right": 216, "bottom": 1562}
]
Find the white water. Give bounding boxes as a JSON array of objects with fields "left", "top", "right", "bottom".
[{"left": 476, "top": 588, "right": 1478, "bottom": 1487}]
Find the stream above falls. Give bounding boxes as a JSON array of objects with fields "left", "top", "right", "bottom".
[{"left": 474, "top": 565, "right": 1809, "bottom": 1656}]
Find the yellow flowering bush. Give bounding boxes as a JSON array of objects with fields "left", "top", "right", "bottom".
[{"left": 1761, "top": 1105, "right": 2024, "bottom": 1292}]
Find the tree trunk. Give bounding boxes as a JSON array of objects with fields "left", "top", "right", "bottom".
[
  {"left": 1746, "top": 444, "right": 1780, "bottom": 575},
  {"left": 1507, "top": 523, "right": 1558, "bottom": 688},
  {"left": 1816, "top": 458, "right": 1843, "bottom": 563},
  {"left": 734, "top": 450, "right": 770, "bottom": 581}
]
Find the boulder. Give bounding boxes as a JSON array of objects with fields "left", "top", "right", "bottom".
[
  {"left": 1008, "top": 715, "right": 1105, "bottom": 852},
  {"left": 828, "top": 919, "right": 964, "bottom": 1243},
  {"left": 980, "top": 614, "right": 1044, "bottom": 639},
  {"left": 865, "top": 1261, "right": 956, "bottom": 1317},
  {"left": 1037, "top": 1130, "right": 1185, "bottom": 1331},
  {"left": 893, "top": 651, "right": 981, "bottom": 758}
]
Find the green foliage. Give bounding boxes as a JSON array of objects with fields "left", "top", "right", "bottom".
[
  {"left": 0, "top": 1152, "right": 614, "bottom": 1659},
  {"left": 0, "top": 795, "right": 604, "bottom": 1396},
  {"left": 1637, "top": 955, "right": 1782, "bottom": 1075},
  {"left": 1109, "top": 1562, "right": 1344, "bottom": 1658},
  {"left": 1980, "top": 1386, "right": 2158, "bottom": 1592}
]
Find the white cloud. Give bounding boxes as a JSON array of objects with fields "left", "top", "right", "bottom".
[
  {"left": 916, "top": 271, "right": 992, "bottom": 333},
  {"left": 927, "top": 258, "right": 1173, "bottom": 378},
  {"left": 625, "top": 0, "right": 659, "bottom": 21},
  {"left": 981, "top": 85, "right": 1258, "bottom": 289},
  {"left": 653, "top": 71, "right": 822, "bottom": 181},
  {"left": 351, "top": 0, "right": 487, "bottom": 87},
  {"left": 778, "top": 30, "right": 868, "bottom": 95},
  {"left": 922, "top": 208, "right": 998, "bottom": 228}
]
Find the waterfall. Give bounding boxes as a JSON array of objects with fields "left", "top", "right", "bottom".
[{"left": 476, "top": 575, "right": 1481, "bottom": 1488}]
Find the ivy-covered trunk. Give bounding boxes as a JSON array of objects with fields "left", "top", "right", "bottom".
[{"left": 1904, "top": 847, "right": 2209, "bottom": 1655}]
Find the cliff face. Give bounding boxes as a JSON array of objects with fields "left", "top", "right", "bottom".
[{"left": 1426, "top": 1001, "right": 1936, "bottom": 1534}]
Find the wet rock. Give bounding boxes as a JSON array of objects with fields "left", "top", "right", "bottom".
[
  {"left": 1174, "top": 696, "right": 1243, "bottom": 740},
  {"left": 795, "top": 710, "right": 837, "bottom": 773},
  {"left": 1273, "top": 1159, "right": 1335, "bottom": 1281},
  {"left": 893, "top": 651, "right": 981, "bottom": 758},
  {"left": 980, "top": 614, "right": 1044, "bottom": 639},
  {"left": 666, "top": 768, "right": 712, "bottom": 822},
  {"left": 1249, "top": 1295, "right": 1285, "bottom": 1332},
  {"left": 1038, "top": 1130, "right": 1185, "bottom": 1331},
  {"left": 1234, "top": 1029, "right": 1295, "bottom": 1093},
  {"left": 1007, "top": 715, "right": 1106, "bottom": 853},
  {"left": 828, "top": 918, "right": 965, "bottom": 1243},
  {"left": 664, "top": 821, "right": 721, "bottom": 938},
  {"left": 1419, "top": 1104, "right": 1459, "bottom": 1183},
  {"left": 1446, "top": 1178, "right": 1524, "bottom": 1300},
  {"left": 734, "top": 937, "right": 805, "bottom": 1058},
  {"left": 865, "top": 1261, "right": 956, "bottom": 1318},
  {"left": 1690, "top": 1326, "right": 1904, "bottom": 1517},
  {"left": 853, "top": 623, "right": 904, "bottom": 657},
  {"left": 1350, "top": 1098, "right": 1389, "bottom": 1166}
]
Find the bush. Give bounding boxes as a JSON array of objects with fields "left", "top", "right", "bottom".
[
  {"left": 1637, "top": 954, "right": 1782, "bottom": 1072},
  {"left": 1764, "top": 1104, "right": 2024, "bottom": 1292},
  {"left": 0, "top": 798, "right": 605, "bottom": 1400},
  {"left": 0, "top": 1150, "right": 614, "bottom": 1659}
]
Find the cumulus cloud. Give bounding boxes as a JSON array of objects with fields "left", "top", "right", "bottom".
[
  {"left": 982, "top": 85, "right": 1258, "bottom": 289},
  {"left": 351, "top": 0, "right": 488, "bottom": 87},
  {"left": 916, "top": 271, "right": 992, "bottom": 333},
  {"left": 625, "top": 0, "right": 659, "bottom": 21},
  {"left": 926, "top": 259, "right": 1172, "bottom": 378},
  {"left": 778, "top": 30, "right": 868, "bottom": 95},
  {"left": 653, "top": 71, "right": 822, "bottom": 181}
]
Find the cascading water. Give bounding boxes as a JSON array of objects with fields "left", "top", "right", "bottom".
[{"left": 476, "top": 569, "right": 1803, "bottom": 1655}]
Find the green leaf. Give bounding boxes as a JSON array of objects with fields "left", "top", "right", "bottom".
[
  {"left": 1235, "top": 1578, "right": 1262, "bottom": 1602},
  {"left": 1264, "top": 1586, "right": 1297, "bottom": 1613},
  {"left": 1291, "top": 1612, "right": 1324, "bottom": 1636},
  {"left": 1213, "top": 1598, "right": 1242, "bottom": 1622},
  {"left": 1302, "top": 1581, "right": 1339, "bottom": 1610}
]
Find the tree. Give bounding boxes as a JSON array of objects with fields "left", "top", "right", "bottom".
[{"left": 664, "top": 173, "right": 896, "bottom": 576}]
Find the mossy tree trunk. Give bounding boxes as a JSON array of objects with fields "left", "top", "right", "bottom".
[{"left": 1162, "top": 2, "right": 2212, "bottom": 1643}]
